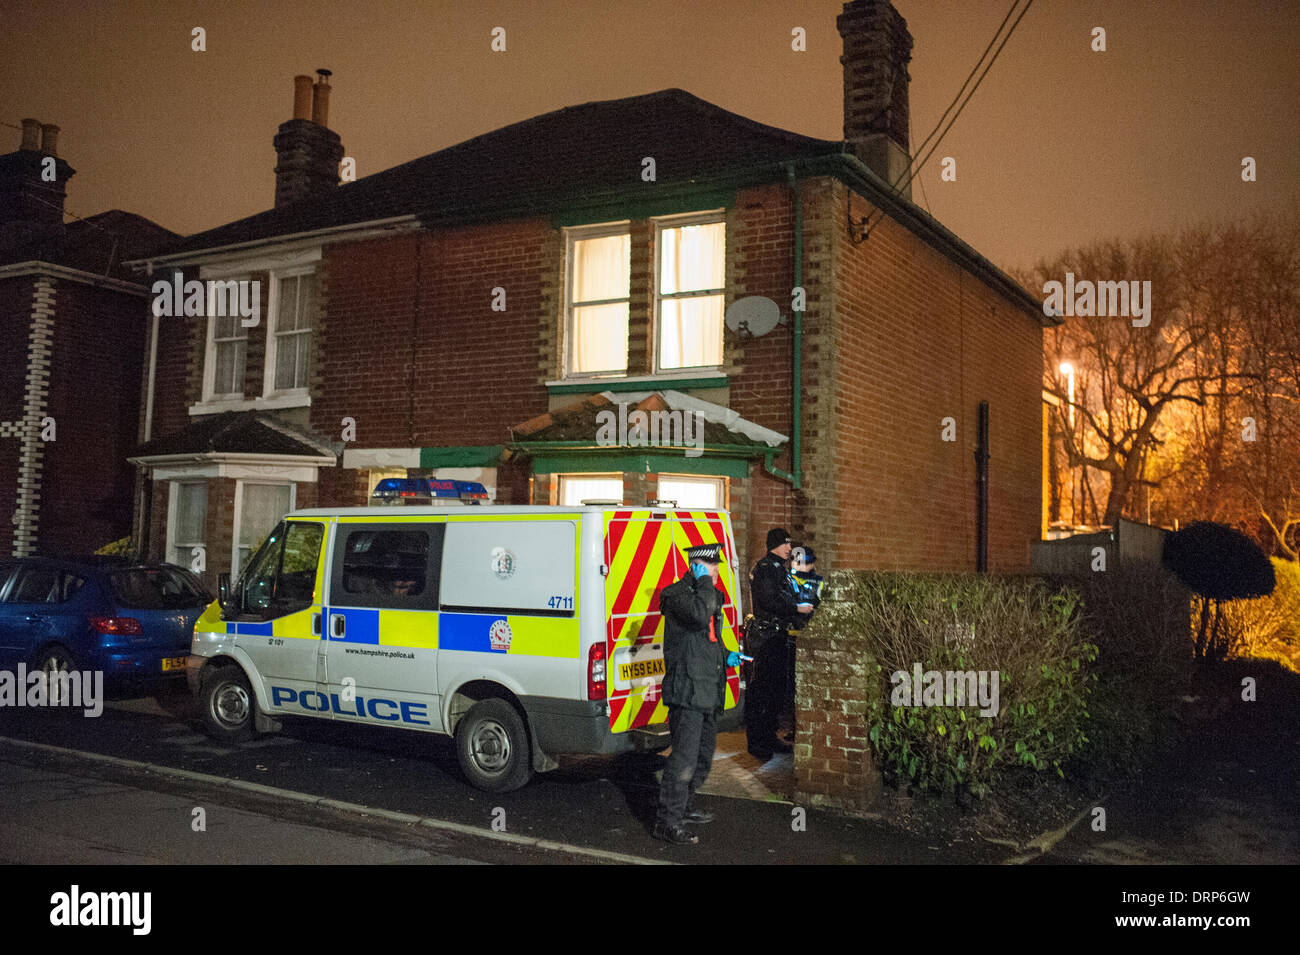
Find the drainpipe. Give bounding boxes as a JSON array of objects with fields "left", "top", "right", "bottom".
[{"left": 764, "top": 163, "right": 803, "bottom": 489}]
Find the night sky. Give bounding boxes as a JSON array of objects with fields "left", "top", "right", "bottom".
[{"left": 1, "top": 0, "right": 1296, "bottom": 274}]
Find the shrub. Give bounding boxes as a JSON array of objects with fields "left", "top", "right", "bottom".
[
  {"left": 94, "top": 537, "right": 137, "bottom": 559},
  {"left": 845, "top": 572, "right": 1097, "bottom": 798},
  {"left": 1219, "top": 558, "right": 1300, "bottom": 672}
]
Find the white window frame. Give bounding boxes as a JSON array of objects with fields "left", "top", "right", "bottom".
[
  {"left": 231, "top": 479, "right": 297, "bottom": 578},
  {"left": 166, "top": 480, "right": 208, "bottom": 569},
  {"left": 656, "top": 474, "right": 725, "bottom": 510},
  {"left": 261, "top": 266, "right": 316, "bottom": 399},
  {"left": 651, "top": 210, "right": 726, "bottom": 375},
  {"left": 201, "top": 285, "right": 252, "bottom": 402},
  {"left": 557, "top": 473, "right": 625, "bottom": 506},
  {"left": 563, "top": 220, "right": 631, "bottom": 379}
]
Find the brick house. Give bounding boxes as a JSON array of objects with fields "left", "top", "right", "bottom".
[
  {"left": 126, "top": 0, "right": 1052, "bottom": 590},
  {"left": 0, "top": 119, "right": 176, "bottom": 558}
]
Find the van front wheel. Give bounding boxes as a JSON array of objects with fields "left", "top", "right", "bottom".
[
  {"left": 199, "top": 664, "right": 255, "bottom": 743},
  {"left": 455, "top": 699, "right": 533, "bottom": 792}
]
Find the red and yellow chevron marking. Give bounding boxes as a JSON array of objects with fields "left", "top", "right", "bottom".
[{"left": 604, "top": 510, "right": 740, "bottom": 732}]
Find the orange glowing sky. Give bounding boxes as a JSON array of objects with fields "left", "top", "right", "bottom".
[{"left": 1, "top": 0, "right": 1296, "bottom": 274}]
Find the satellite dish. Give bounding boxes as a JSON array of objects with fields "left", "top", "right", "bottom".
[{"left": 725, "top": 295, "right": 782, "bottom": 338}]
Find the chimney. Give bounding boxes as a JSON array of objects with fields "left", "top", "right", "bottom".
[
  {"left": 272, "top": 69, "right": 344, "bottom": 208},
  {"left": 838, "top": 0, "right": 914, "bottom": 197},
  {"left": 0, "top": 118, "right": 76, "bottom": 232}
]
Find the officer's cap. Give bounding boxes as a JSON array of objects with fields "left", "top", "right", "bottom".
[{"left": 685, "top": 543, "right": 722, "bottom": 564}]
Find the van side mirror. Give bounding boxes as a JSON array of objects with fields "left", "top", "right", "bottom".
[{"left": 217, "top": 573, "right": 232, "bottom": 613}]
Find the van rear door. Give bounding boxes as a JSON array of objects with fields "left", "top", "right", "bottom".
[{"left": 603, "top": 509, "right": 741, "bottom": 734}]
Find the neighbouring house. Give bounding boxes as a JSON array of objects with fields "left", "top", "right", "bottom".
[
  {"left": 124, "top": 1, "right": 1054, "bottom": 592},
  {"left": 0, "top": 119, "right": 177, "bottom": 558}
]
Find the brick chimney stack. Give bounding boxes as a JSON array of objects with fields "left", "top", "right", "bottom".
[
  {"left": 838, "top": 0, "right": 914, "bottom": 198},
  {"left": 272, "top": 70, "right": 344, "bottom": 208},
  {"left": 0, "top": 118, "right": 77, "bottom": 235}
]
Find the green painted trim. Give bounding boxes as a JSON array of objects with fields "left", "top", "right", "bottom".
[
  {"left": 418, "top": 445, "right": 505, "bottom": 468},
  {"left": 549, "top": 188, "right": 735, "bottom": 228},
  {"left": 548, "top": 375, "right": 728, "bottom": 395},
  {"left": 528, "top": 451, "right": 754, "bottom": 478}
]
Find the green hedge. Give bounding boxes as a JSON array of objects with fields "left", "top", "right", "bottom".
[{"left": 835, "top": 573, "right": 1097, "bottom": 798}]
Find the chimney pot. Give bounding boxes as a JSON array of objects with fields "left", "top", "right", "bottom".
[
  {"left": 39, "top": 123, "right": 60, "bottom": 156},
  {"left": 293, "top": 75, "right": 313, "bottom": 121},
  {"left": 20, "top": 118, "right": 41, "bottom": 151},
  {"left": 311, "top": 71, "right": 333, "bottom": 127}
]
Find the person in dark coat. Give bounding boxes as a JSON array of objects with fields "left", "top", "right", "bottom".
[
  {"left": 745, "top": 527, "right": 813, "bottom": 759},
  {"left": 652, "top": 542, "right": 742, "bottom": 845}
]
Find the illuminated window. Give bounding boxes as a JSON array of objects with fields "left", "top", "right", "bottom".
[
  {"left": 558, "top": 474, "right": 625, "bottom": 506},
  {"left": 565, "top": 224, "right": 630, "bottom": 375},
  {"left": 655, "top": 214, "right": 725, "bottom": 371},
  {"left": 656, "top": 475, "right": 723, "bottom": 509}
]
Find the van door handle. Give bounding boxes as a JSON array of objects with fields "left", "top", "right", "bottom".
[
  {"left": 329, "top": 614, "right": 345, "bottom": 638},
  {"left": 312, "top": 612, "right": 322, "bottom": 636}
]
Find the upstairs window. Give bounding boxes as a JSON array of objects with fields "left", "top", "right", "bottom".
[
  {"left": 266, "top": 270, "right": 314, "bottom": 395},
  {"left": 566, "top": 224, "right": 630, "bottom": 376},
  {"left": 207, "top": 315, "right": 248, "bottom": 399},
  {"left": 655, "top": 214, "right": 725, "bottom": 371}
]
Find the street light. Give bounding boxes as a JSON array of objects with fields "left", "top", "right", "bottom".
[{"left": 1059, "top": 362, "right": 1077, "bottom": 525}]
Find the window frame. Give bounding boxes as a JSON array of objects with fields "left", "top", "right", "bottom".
[
  {"left": 651, "top": 210, "right": 726, "bottom": 375},
  {"left": 261, "top": 266, "right": 316, "bottom": 399},
  {"left": 231, "top": 479, "right": 297, "bottom": 579},
  {"left": 557, "top": 473, "right": 625, "bottom": 506},
  {"left": 562, "top": 220, "right": 632, "bottom": 379},
  {"left": 655, "top": 474, "right": 726, "bottom": 510},
  {"left": 166, "top": 480, "right": 209, "bottom": 570},
  {"left": 200, "top": 277, "right": 253, "bottom": 402}
]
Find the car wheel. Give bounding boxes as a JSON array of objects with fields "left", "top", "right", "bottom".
[
  {"left": 455, "top": 699, "right": 533, "bottom": 793},
  {"left": 199, "top": 664, "right": 255, "bottom": 743},
  {"left": 34, "top": 645, "right": 75, "bottom": 707}
]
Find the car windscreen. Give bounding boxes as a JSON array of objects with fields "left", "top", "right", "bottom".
[{"left": 109, "top": 567, "right": 208, "bottom": 609}]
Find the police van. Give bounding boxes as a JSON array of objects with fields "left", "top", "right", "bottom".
[{"left": 188, "top": 505, "right": 744, "bottom": 791}]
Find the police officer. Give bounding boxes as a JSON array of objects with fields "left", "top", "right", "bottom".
[
  {"left": 746, "top": 528, "right": 812, "bottom": 759},
  {"left": 783, "top": 545, "right": 824, "bottom": 730},
  {"left": 653, "top": 542, "right": 742, "bottom": 845}
]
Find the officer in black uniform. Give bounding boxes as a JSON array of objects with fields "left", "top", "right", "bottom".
[
  {"left": 746, "top": 528, "right": 812, "bottom": 759},
  {"left": 653, "top": 543, "right": 742, "bottom": 845}
]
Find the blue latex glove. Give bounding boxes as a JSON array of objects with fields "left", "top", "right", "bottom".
[
  {"left": 691, "top": 562, "right": 710, "bottom": 579},
  {"left": 726, "top": 651, "right": 743, "bottom": 667}
]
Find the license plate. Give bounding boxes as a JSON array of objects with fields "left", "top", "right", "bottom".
[
  {"left": 619, "top": 658, "right": 664, "bottom": 682},
  {"left": 162, "top": 656, "right": 188, "bottom": 672}
]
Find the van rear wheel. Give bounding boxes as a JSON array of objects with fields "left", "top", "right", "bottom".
[{"left": 455, "top": 699, "right": 533, "bottom": 793}]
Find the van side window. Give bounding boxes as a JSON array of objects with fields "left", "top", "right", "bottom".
[
  {"left": 329, "top": 525, "right": 443, "bottom": 611},
  {"left": 239, "top": 520, "right": 324, "bottom": 617}
]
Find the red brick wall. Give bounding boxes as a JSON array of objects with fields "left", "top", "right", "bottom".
[
  {"left": 826, "top": 179, "right": 1041, "bottom": 573},
  {"left": 39, "top": 280, "right": 147, "bottom": 555}
]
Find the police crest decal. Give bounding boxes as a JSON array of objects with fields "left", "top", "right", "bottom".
[
  {"left": 490, "top": 546, "right": 516, "bottom": 580},
  {"left": 489, "top": 618, "right": 513, "bottom": 652}
]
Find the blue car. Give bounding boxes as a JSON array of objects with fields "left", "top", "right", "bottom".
[{"left": 0, "top": 557, "right": 211, "bottom": 698}]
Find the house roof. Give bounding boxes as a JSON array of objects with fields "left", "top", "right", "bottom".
[
  {"left": 0, "top": 209, "right": 177, "bottom": 280},
  {"left": 132, "top": 411, "right": 336, "bottom": 460},
  {"left": 137, "top": 87, "right": 1046, "bottom": 322},
  {"left": 157, "top": 88, "right": 843, "bottom": 258}
]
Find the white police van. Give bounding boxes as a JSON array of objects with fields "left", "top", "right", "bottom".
[{"left": 188, "top": 504, "right": 744, "bottom": 791}]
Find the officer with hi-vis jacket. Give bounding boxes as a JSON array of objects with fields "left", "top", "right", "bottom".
[{"left": 745, "top": 528, "right": 812, "bottom": 760}]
